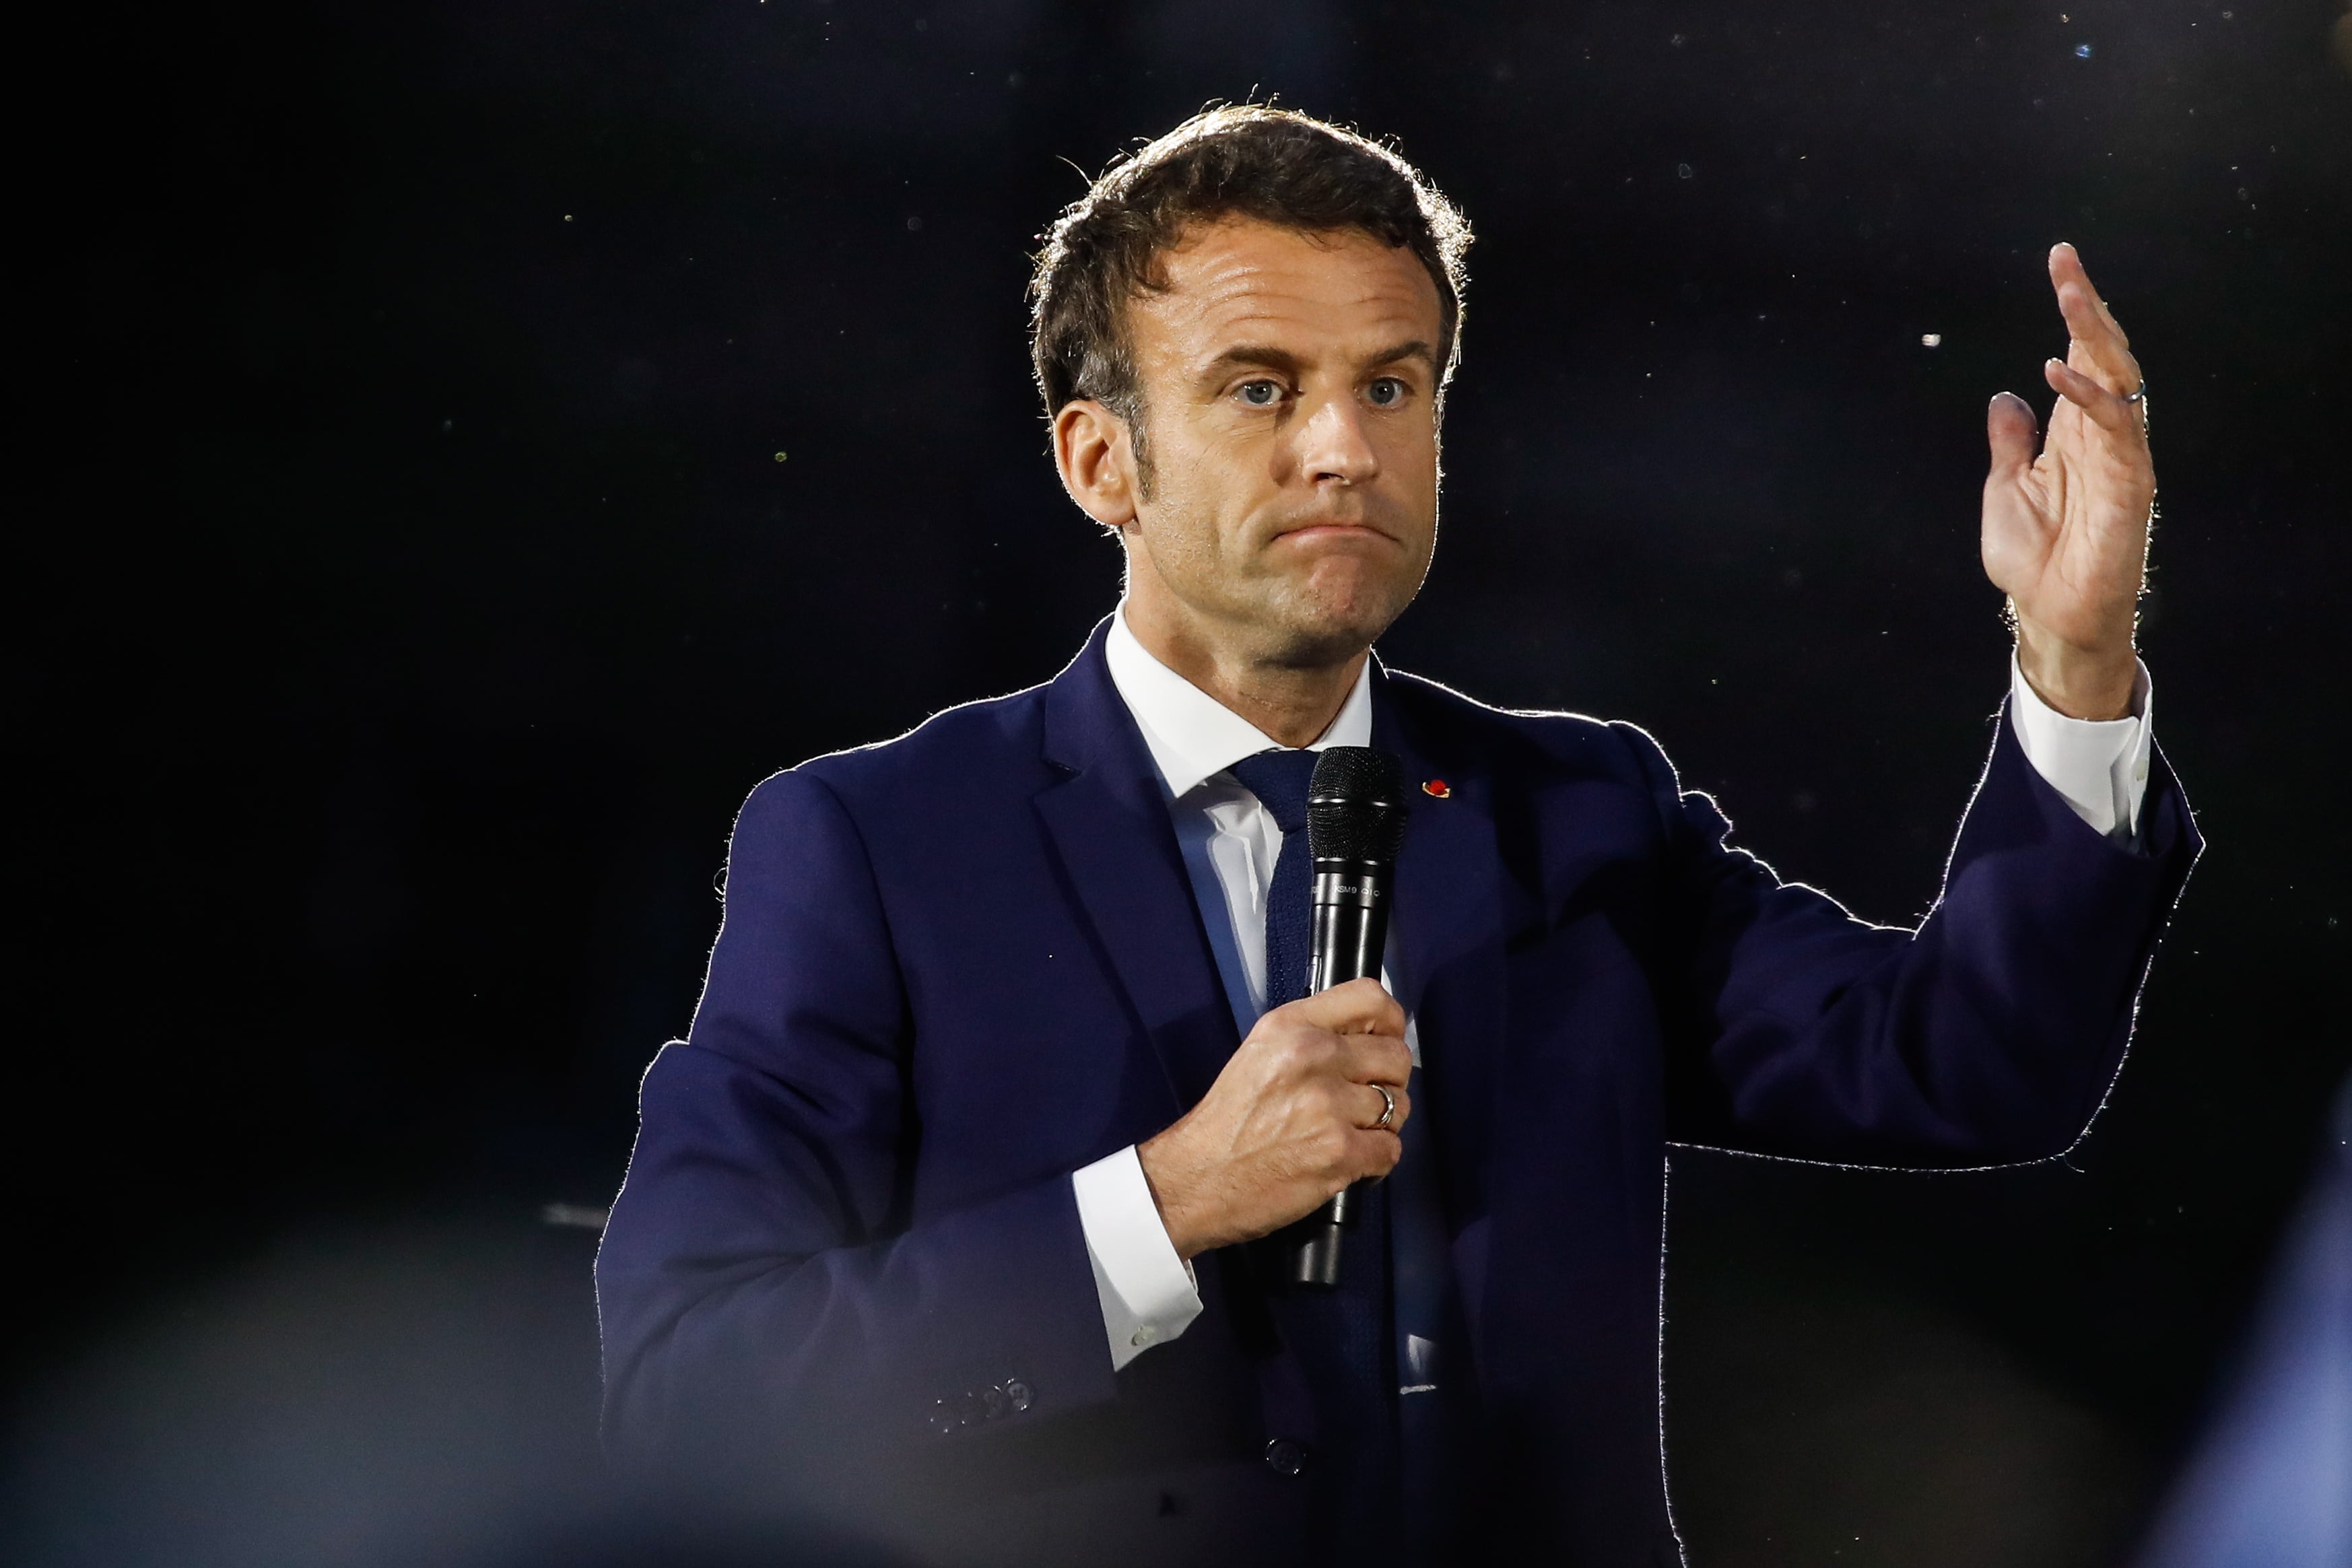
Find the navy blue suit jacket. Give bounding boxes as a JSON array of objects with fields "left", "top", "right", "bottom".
[{"left": 597, "top": 621, "right": 2198, "bottom": 1565}]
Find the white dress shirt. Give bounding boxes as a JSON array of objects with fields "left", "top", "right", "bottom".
[{"left": 1071, "top": 608, "right": 2155, "bottom": 1371}]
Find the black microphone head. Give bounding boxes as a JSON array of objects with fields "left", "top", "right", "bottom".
[{"left": 1307, "top": 745, "right": 1409, "bottom": 865}]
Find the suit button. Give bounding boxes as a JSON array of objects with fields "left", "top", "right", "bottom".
[
  {"left": 978, "top": 1384, "right": 1008, "bottom": 1421},
  {"left": 1001, "top": 1379, "right": 1032, "bottom": 1413},
  {"left": 1263, "top": 1437, "right": 1308, "bottom": 1477}
]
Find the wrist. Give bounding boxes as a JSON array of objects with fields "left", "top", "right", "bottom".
[
  {"left": 1135, "top": 1128, "right": 1211, "bottom": 1260},
  {"left": 2012, "top": 611, "right": 2137, "bottom": 721}
]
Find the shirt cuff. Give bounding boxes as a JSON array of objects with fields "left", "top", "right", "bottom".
[
  {"left": 1071, "top": 1145, "right": 1204, "bottom": 1372},
  {"left": 2007, "top": 652, "right": 2155, "bottom": 840}
]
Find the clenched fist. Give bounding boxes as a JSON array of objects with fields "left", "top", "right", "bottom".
[{"left": 1136, "top": 977, "right": 1411, "bottom": 1260}]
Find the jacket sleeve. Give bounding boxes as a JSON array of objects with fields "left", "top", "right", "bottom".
[
  {"left": 594, "top": 769, "right": 1116, "bottom": 1483},
  {"left": 1629, "top": 703, "right": 2200, "bottom": 1165}
]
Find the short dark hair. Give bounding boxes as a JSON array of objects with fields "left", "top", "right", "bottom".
[{"left": 1028, "top": 105, "right": 1473, "bottom": 443}]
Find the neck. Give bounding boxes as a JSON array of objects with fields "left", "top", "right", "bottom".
[{"left": 1120, "top": 597, "right": 1366, "bottom": 749}]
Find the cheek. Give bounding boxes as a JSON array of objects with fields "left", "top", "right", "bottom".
[
  {"left": 1157, "top": 438, "right": 1273, "bottom": 533},
  {"left": 1135, "top": 464, "right": 1247, "bottom": 579},
  {"left": 1383, "top": 425, "right": 1442, "bottom": 499}
]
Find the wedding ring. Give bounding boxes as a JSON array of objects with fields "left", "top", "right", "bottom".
[
  {"left": 2121, "top": 380, "right": 2147, "bottom": 405},
  {"left": 1373, "top": 1084, "right": 1397, "bottom": 1132}
]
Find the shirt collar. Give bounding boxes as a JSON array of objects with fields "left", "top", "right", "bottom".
[{"left": 1104, "top": 607, "right": 1374, "bottom": 798}]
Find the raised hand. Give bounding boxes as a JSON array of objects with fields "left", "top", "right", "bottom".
[
  {"left": 1136, "top": 977, "right": 1410, "bottom": 1260},
  {"left": 1981, "top": 242, "right": 2155, "bottom": 720}
]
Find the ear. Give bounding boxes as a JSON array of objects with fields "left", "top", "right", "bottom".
[{"left": 1052, "top": 399, "right": 1139, "bottom": 530}]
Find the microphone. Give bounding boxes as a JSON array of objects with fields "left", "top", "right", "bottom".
[{"left": 1289, "top": 745, "right": 1410, "bottom": 1289}]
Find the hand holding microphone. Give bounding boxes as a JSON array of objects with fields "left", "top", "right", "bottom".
[
  {"left": 1135, "top": 977, "right": 1409, "bottom": 1260},
  {"left": 1136, "top": 747, "right": 1411, "bottom": 1274}
]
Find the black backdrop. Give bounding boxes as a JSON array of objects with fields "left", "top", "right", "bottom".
[{"left": 14, "top": 3, "right": 2351, "bottom": 1564}]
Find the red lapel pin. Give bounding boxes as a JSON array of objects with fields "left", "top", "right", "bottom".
[{"left": 1422, "top": 779, "right": 1451, "bottom": 798}]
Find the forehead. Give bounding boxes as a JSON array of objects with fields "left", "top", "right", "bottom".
[{"left": 1128, "top": 217, "right": 1442, "bottom": 366}]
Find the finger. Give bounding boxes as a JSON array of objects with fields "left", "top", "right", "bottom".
[
  {"left": 2048, "top": 243, "right": 2140, "bottom": 394},
  {"left": 1337, "top": 1031, "right": 1413, "bottom": 1087},
  {"left": 2057, "top": 281, "right": 2142, "bottom": 395},
  {"left": 1344, "top": 1126, "right": 1405, "bottom": 1182},
  {"left": 1288, "top": 976, "right": 1405, "bottom": 1038},
  {"left": 1349, "top": 1079, "right": 1410, "bottom": 1131},
  {"left": 1986, "top": 390, "right": 2039, "bottom": 481},
  {"left": 2044, "top": 357, "right": 2143, "bottom": 436},
  {"left": 2050, "top": 242, "right": 2130, "bottom": 349}
]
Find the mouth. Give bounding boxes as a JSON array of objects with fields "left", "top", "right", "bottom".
[{"left": 1274, "top": 520, "right": 1396, "bottom": 547}]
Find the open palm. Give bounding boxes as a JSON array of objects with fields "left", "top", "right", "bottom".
[{"left": 1981, "top": 244, "right": 2154, "bottom": 719}]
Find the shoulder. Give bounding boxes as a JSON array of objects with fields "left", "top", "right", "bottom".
[
  {"left": 735, "top": 680, "right": 1056, "bottom": 841},
  {"left": 1382, "top": 665, "right": 1681, "bottom": 795},
  {"left": 1382, "top": 666, "right": 1732, "bottom": 865}
]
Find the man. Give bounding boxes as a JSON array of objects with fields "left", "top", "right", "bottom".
[{"left": 596, "top": 106, "right": 2195, "bottom": 1565}]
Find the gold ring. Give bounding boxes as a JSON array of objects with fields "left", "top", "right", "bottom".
[{"left": 1373, "top": 1084, "right": 1397, "bottom": 1132}]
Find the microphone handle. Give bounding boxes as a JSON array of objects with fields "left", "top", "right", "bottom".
[{"left": 1289, "top": 860, "right": 1392, "bottom": 1289}]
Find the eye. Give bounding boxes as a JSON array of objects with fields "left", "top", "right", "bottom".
[
  {"left": 1367, "top": 376, "right": 1407, "bottom": 407},
  {"left": 1237, "top": 379, "right": 1283, "bottom": 407}
]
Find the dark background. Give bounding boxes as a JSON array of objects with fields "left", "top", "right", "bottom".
[{"left": 13, "top": 2, "right": 2350, "bottom": 1564}]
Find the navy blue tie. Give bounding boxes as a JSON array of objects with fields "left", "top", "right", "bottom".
[
  {"left": 1228, "top": 748, "right": 1400, "bottom": 1549},
  {"left": 1228, "top": 749, "right": 1320, "bottom": 1006}
]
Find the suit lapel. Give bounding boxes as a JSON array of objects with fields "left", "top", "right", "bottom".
[
  {"left": 1374, "top": 664, "right": 1512, "bottom": 1270},
  {"left": 1036, "top": 622, "right": 1241, "bottom": 1116}
]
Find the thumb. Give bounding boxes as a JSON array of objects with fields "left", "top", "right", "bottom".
[{"left": 1986, "top": 391, "right": 2038, "bottom": 483}]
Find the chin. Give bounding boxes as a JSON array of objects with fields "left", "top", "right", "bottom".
[{"left": 1267, "top": 579, "right": 1414, "bottom": 666}]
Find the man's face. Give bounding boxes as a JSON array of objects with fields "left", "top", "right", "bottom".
[{"left": 1114, "top": 218, "right": 1444, "bottom": 669}]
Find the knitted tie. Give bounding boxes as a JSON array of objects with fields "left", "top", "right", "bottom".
[
  {"left": 1228, "top": 749, "right": 1321, "bottom": 1007},
  {"left": 1227, "top": 748, "right": 1399, "bottom": 1545}
]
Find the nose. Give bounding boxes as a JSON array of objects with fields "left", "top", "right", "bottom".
[{"left": 1293, "top": 394, "right": 1380, "bottom": 487}]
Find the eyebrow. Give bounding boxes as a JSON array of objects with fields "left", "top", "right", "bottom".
[{"left": 1195, "top": 339, "right": 1439, "bottom": 382}]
